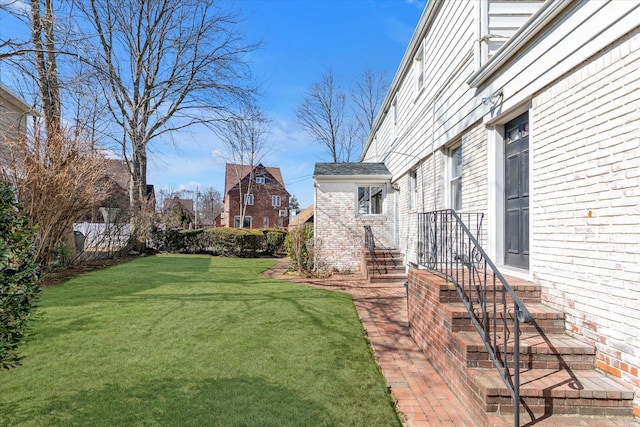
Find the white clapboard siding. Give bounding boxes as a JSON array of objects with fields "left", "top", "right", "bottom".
[{"left": 487, "top": 0, "right": 544, "bottom": 57}]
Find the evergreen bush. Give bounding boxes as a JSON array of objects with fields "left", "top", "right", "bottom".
[{"left": 0, "top": 180, "right": 41, "bottom": 369}]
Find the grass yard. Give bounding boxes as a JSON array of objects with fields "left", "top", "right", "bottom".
[{"left": 0, "top": 255, "right": 400, "bottom": 427}]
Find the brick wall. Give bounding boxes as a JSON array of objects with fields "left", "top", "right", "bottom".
[
  {"left": 531, "top": 27, "right": 640, "bottom": 412},
  {"left": 315, "top": 181, "right": 394, "bottom": 273}
]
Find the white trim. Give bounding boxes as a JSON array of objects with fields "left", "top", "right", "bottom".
[{"left": 467, "top": 0, "right": 574, "bottom": 87}]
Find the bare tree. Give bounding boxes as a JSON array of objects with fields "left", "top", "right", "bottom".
[
  {"left": 1, "top": 126, "right": 112, "bottom": 267},
  {"left": 351, "top": 67, "right": 388, "bottom": 141},
  {"left": 75, "top": 0, "right": 258, "bottom": 248},
  {"left": 220, "top": 104, "right": 270, "bottom": 228},
  {"left": 198, "top": 186, "right": 223, "bottom": 225},
  {"left": 297, "top": 67, "right": 387, "bottom": 162},
  {"left": 296, "top": 69, "right": 345, "bottom": 163}
]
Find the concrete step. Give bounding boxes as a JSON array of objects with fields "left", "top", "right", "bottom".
[
  {"left": 468, "top": 367, "right": 636, "bottom": 418},
  {"left": 452, "top": 331, "right": 596, "bottom": 371}
]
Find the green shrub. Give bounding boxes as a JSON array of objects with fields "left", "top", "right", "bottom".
[
  {"left": 263, "top": 229, "right": 288, "bottom": 255},
  {"left": 0, "top": 180, "right": 41, "bottom": 369},
  {"left": 286, "top": 224, "right": 314, "bottom": 273},
  {"left": 150, "top": 227, "right": 286, "bottom": 257}
]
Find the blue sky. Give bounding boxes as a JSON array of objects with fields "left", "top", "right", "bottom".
[
  {"left": 149, "top": 0, "right": 425, "bottom": 208},
  {"left": 0, "top": 0, "right": 425, "bottom": 209}
]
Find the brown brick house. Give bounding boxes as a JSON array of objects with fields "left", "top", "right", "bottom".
[{"left": 222, "top": 163, "right": 289, "bottom": 229}]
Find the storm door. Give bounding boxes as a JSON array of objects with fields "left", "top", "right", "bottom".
[{"left": 504, "top": 113, "right": 529, "bottom": 269}]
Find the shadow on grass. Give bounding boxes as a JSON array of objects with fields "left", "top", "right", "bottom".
[{"left": 6, "top": 377, "right": 328, "bottom": 426}]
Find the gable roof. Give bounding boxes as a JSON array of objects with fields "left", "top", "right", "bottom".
[
  {"left": 224, "top": 163, "right": 286, "bottom": 194},
  {"left": 289, "top": 204, "right": 314, "bottom": 230},
  {"left": 313, "top": 162, "right": 391, "bottom": 178}
]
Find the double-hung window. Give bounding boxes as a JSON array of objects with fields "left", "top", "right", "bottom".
[
  {"left": 244, "top": 193, "right": 254, "bottom": 206},
  {"left": 234, "top": 216, "right": 251, "bottom": 228},
  {"left": 272, "top": 195, "right": 281, "bottom": 207},
  {"left": 449, "top": 145, "right": 462, "bottom": 211},
  {"left": 358, "top": 186, "right": 383, "bottom": 215}
]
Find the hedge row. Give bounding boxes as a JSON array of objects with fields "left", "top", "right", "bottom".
[{"left": 150, "top": 227, "right": 288, "bottom": 257}]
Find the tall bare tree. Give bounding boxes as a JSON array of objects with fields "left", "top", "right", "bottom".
[
  {"left": 220, "top": 104, "right": 270, "bottom": 227},
  {"left": 297, "top": 67, "right": 388, "bottom": 162},
  {"left": 296, "top": 68, "right": 345, "bottom": 163},
  {"left": 198, "top": 186, "right": 223, "bottom": 225},
  {"left": 351, "top": 67, "right": 387, "bottom": 140},
  {"left": 75, "top": 0, "right": 257, "bottom": 247}
]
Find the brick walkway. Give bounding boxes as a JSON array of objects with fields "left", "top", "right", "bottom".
[
  {"left": 265, "top": 262, "right": 640, "bottom": 427},
  {"left": 265, "top": 262, "right": 477, "bottom": 426}
]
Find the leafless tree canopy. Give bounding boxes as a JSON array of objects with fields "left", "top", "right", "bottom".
[
  {"left": 75, "top": 0, "right": 258, "bottom": 246},
  {"left": 296, "top": 69, "right": 345, "bottom": 163},
  {"left": 296, "top": 67, "right": 387, "bottom": 162},
  {"left": 352, "top": 67, "right": 387, "bottom": 136}
]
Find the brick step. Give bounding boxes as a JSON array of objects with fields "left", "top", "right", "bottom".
[
  {"left": 365, "top": 259, "right": 405, "bottom": 269},
  {"left": 452, "top": 331, "right": 596, "bottom": 370},
  {"left": 364, "top": 256, "right": 403, "bottom": 264},
  {"left": 488, "top": 413, "right": 640, "bottom": 426},
  {"left": 436, "top": 281, "right": 541, "bottom": 305},
  {"left": 444, "top": 303, "right": 566, "bottom": 335},
  {"left": 468, "top": 367, "right": 636, "bottom": 418},
  {"left": 369, "top": 273, "right": 408, "bottom": 283},
  {"left": 367, "top": 263, "right": 405, "bottom": 272}
]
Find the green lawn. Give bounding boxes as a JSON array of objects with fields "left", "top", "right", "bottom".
[{"left": 0, "top": 255, "right": 400, "bottom": 426}]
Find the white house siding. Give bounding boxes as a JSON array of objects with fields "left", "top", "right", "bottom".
[
  {"left": 531, "top": 27, "right": 640, "bottom": 406},
  {"left": 360, "top": 0, "right": 640, "bottom": 414},
  {"left": 314, "top": 181, "right": 395, "bottom": 273},
  {"left": 484, "top": 0, "right": 545, "bottom": 58}
]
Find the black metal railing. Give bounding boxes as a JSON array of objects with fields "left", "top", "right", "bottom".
[
  {"left": 417, "top": 210, "right": 532, "bottom": 427},
  {"left": 363, "top": 225, "right": 382, "bottom": 276}
]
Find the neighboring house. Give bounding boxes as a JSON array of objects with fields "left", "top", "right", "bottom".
[
  {"left": 0, "top": 84, "right": 35, "bottom": 173},
  {"left": 288, "top": 204, "right": 314, "bottom": 231},
  {"left": 222, "top": 163, "right": 290, "bottom": 229},
  {"left": 163, "top": 196, "right": 195, "bottom": 224},
  {"left": 315, "top": 0, "right": 639, "bottom": 424}
]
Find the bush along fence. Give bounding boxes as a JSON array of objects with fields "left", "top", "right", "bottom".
[{"left": 149, "top": 227, "right": 288, "bottom": 257}]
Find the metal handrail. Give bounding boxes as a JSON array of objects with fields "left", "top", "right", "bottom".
[
  {"left": 417, "top": 209, "right": 532, "bottom": 427},
  {"left": 363, "top": 225, "right": 381, "bottom": 276}
]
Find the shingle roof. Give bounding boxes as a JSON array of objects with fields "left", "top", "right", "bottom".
[
  {"left": 313, "top": 162, "right": 391, "bottom": 177},
  {"left": 288, "top": 204, "right": 314, "bottom": 229},
  {"left": 224, "top": 163, "right": 286, "bottom": 194}
]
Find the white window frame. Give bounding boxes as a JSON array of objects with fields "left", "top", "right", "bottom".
[
  {"left": 234, "top": 216, "right": 252, "bottom": 228},
  {"left": 255, "top": 177, "right": 265, "bottom": 184},
  {"left": 448, "top": 145, "right": 462, "bottom": 211},
  {"left": 357, "top": 186, "right": 384, "bottom": 215},
  {"left": 414, "top": 41, "right": 425, "bottom": 94},
  {"left": 263, "top": 216, "right": 269, "bottom": 228},
  {"left": 272, "top": 195, "right": 281, "bottom": 207},
  {"left": 244, "top": 193, "right": 254, "bottom": 206}
]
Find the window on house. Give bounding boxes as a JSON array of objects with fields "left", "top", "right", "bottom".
[
  {"left": 234, "top": 216, "right": 252, "bottom": 228},
  {"left": 358, "top": 186, "right": 383, "bottom": 215},
  {"left": 256, "top": 177, "right": 265, "bottom": 184},
  {"left": 449, "top": 145, "right": 462, "bottom": 211},
  {"left": 409, "top": 169, "right": 418, "bottom": 210},
  {"left": 263, "top": 216, "right": 269, "bottom": 228},
  {"left": 415, "top": 42, "right": 425, "bottom": 92},
  {"left": 272, "top": 195, "right": 281, "bottom": 207},
  {"left": 244, "top": 193, "right": 254, "bottom": 206}
]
